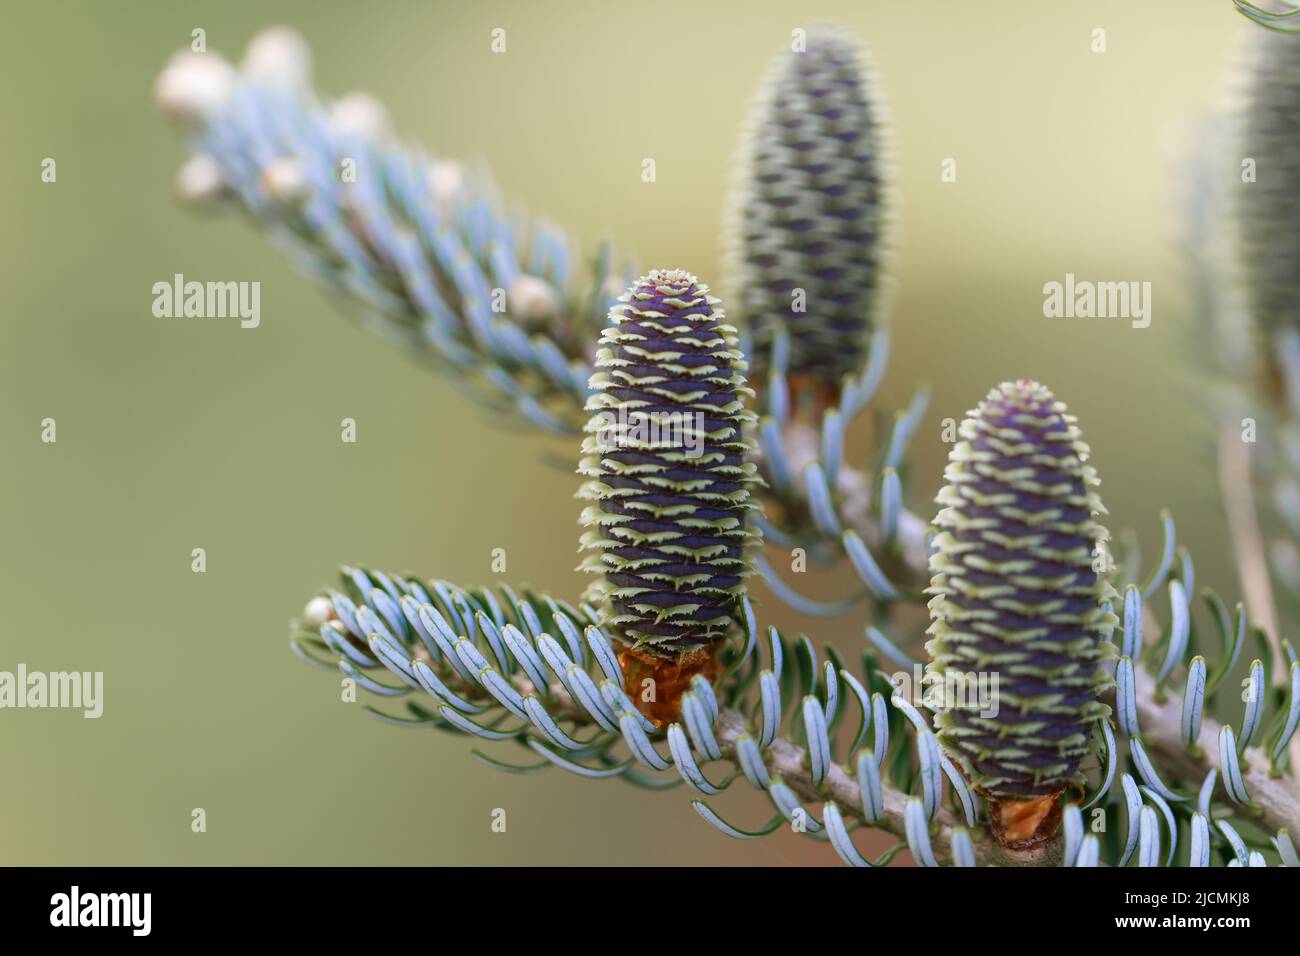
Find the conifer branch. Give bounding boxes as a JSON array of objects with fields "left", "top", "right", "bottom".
[
  {"left": 1132, "top": 666, "right": 1300, "bottom": 834},
  {"left": 155, "top": 33, "right": 625, "bottom": 437},
  {"left": 707, "top": 707, "right": 1066, "bottom": 867},
  {"left": 156, "top": 23, "right": 1300, "bottom": 868}
]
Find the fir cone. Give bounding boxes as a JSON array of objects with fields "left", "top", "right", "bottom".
[
  {"left": 1233, "top": 25, "right": 1300, "bottom": 604},
  {"left": 577, "top": 270, "right": 762, "bottom": 717},
  {"left": 1237, "top": 24, "right": 1300, "bottom": 340},
  {"left": 925, "top": 380, "right": 1116, "bottom": 849},
  {"left": 729, "top": 23, "right": 889, "bottom": 391}
]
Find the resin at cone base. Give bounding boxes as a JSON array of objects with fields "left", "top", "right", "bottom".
[
  {"left": 987, "top": 791, "right": 1064, "bottom": 850},
  {"left": 619, "top": 646, "right": 720, "bottom": 727}
]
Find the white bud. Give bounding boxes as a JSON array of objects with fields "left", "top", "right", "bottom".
[
  {"left": 154, "top": 51, "right": 236, "bottom": 123},
  {"left": 261, "top": 156, "right": 310, "bottom": 206},
  {"left": 302, "top": 595, "right": 334, "bottom": 629},
  {"left": 329, "top": 92, "right": 392, "bottom": 141},
  {"left": 508, "top": 275, "right": 562, "bottom": 324},
  {"left": 426, "top": 160, "right": 464, "bottom": 213},
  {"left": 175, "top": 154, "right": 226, "bottom": 206},
  {"left": 242, "top": 25, "right": 313, "bottom": 94}
]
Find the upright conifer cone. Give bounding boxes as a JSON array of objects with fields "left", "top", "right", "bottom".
[
  {"left": 729, "top": 23, "right": 889, "bottom": 391},
  {"left": 925, "top": 381, "right": 1116, "bottom": 848},
  {"left": 578, "top": 270, "right": 761, "bottom": 722},
  {"left": 1236, "top": 26, "right": 1300, "bottom": 339},
  {"left": 1233, "top": 26, "right": 1300, "bottom": 604}
]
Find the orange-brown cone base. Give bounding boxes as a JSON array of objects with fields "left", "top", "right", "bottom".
[
  {"left": 618, "top": 646, "right": 720, "bottom": 728},
  {"left": 984, "top": 790, "right": 1066, "bottom": 850}
]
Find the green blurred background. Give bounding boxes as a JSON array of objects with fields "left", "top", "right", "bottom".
[{"left": 0, "top": 0, "right": 1249, "bottom": 865}]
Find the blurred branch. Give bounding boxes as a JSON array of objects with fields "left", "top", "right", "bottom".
[
  {"left": 1219, "top": 424, "right": 1283, "bottom": 671},
  {"left": 1218, "top": 424, "right": 1300, "bottom": 775}
]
